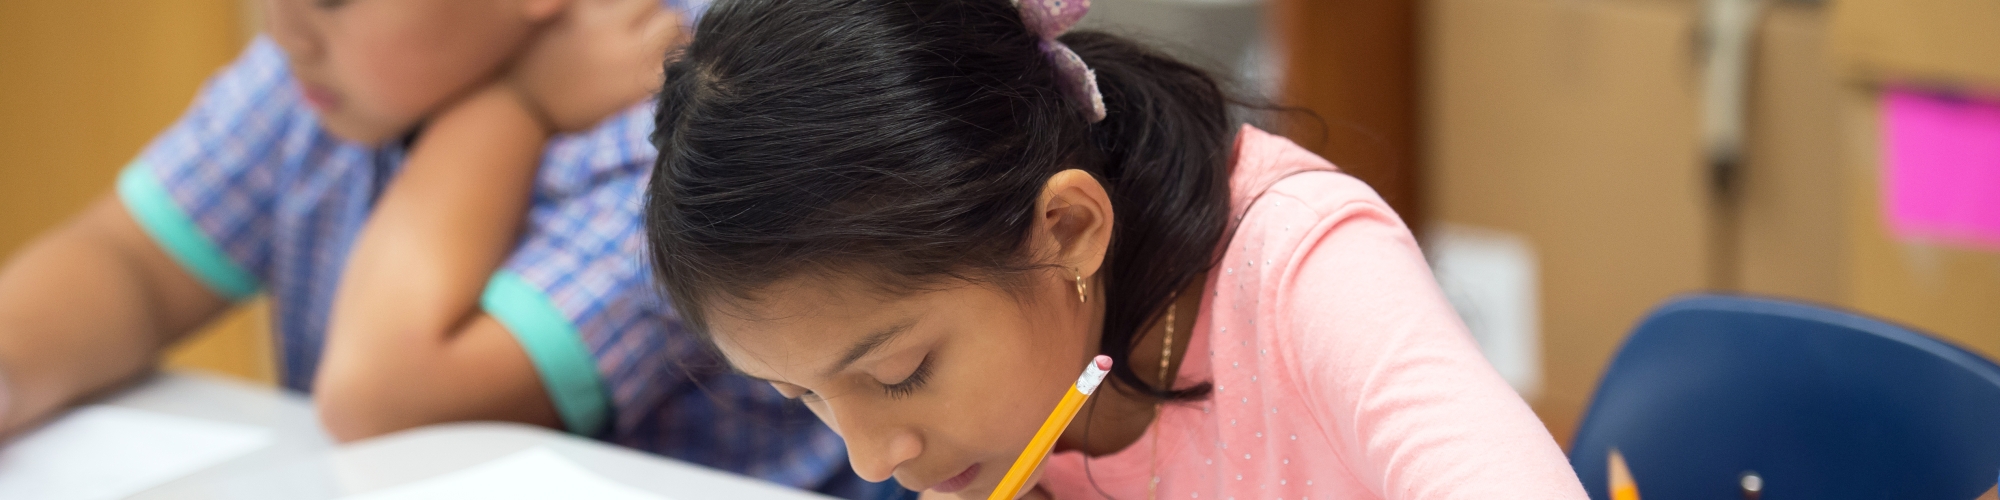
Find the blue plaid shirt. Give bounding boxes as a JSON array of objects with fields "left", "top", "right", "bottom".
[{"left": 116, "top": 24, "right": 900, "bottom": 500}]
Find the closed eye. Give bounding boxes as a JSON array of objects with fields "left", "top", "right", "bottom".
[{"left": 881, "top": 354, "right": 934, "bottom": 400}]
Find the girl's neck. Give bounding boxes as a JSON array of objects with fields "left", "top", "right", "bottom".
[{"left": 1061, "top": 279, "right": 1206, "bottom": 457}]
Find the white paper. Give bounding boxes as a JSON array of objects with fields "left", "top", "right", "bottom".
[
  {"left": 0, "top": 405, "right": 272, "bottom": 500},
  {"left": 1427, "top": 223, "right": 1543, "bottom": 398},
  {"left": 338, "top": 447, "right": 671, "bottom": 500}
]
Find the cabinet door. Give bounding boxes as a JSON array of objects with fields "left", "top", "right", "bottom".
[{"left": 1426, "top": 0, "right": 1712, "bottom": 445}]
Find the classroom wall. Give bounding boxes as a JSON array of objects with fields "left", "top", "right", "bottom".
[
  {"left": 0, "top": 1, "right": 274, "bottom": 385},
  {"left": 1274, "top": 0, "right": 1423, "bottom": 233},
  {"left": 1085, "top": 0, "right": 1425, "bottom": 232},
  {"left": 1837, "top": 90, "right": 2000, "bottom": 359},
  {"left": 1731, "top": 5, "right": 1847, "bottom": 304},
  {"left": 1426, "top": 0, "right": 1714, "bottom": 445},
  {"left": 1427, "top": 0, "right": 2000, "bottom": 447},
  {"left": 1827, "top": 0, "right": 2000, "bottom": 362}
]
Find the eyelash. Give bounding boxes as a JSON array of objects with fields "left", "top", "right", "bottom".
[
  {"left": 315, "top": 0, "right": 348, "bottom": 9},
  {"left": 882, "top": 354, "right": 934, "bottom": 400}
]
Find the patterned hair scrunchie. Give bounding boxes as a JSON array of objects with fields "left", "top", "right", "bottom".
[{"left": 1015, "top": 0, "right": 1106, "bottom": 123}]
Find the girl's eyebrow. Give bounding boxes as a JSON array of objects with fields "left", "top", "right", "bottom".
[{"left": 822, "top": 319, "right": 918, "bottom": 379}]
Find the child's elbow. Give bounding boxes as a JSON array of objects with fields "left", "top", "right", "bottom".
[{"left": 313, "top": 370, "right": 409, "bottom": 443}]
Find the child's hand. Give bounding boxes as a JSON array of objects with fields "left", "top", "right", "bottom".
[{"left": 507, "top": 0, "right": 683, "bottom": 133}]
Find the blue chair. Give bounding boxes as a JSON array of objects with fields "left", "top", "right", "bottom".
[{"left": 1570, "top": 294, "right": 2000, "bottom": 499}]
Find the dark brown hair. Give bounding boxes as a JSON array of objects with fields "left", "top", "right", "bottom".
[{"left": 646, "top": 0, "right": 1233, "bottom": 401}]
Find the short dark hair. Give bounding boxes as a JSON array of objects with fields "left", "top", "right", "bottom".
[{"left": 646, "top": 0, "right": 1233, "bottom": 401}]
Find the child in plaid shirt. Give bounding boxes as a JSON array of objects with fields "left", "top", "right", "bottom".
[{"left": 0, "top": 1, "right": 899, "bottom": 498}]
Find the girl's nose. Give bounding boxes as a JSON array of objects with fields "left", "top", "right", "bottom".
[
  {"left": 825, "top": 400, "right": 924, "bottom": 483},
  {"left": 847, "top": 427, "right": 923, "bottom": 483}
]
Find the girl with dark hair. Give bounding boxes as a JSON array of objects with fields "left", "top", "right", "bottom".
[{"left": 645, "top": 0, "right": 1585, "bottom": 498}]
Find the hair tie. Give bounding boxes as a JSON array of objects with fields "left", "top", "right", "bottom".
[{"left": 1016, "top": 0, "right": 1106, "bottom": 123}]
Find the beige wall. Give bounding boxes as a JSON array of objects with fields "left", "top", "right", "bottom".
[
  {"left": 1426, "top": 0, "right": 1714, "bottom": 446},
  {"left": 1837, "top": 89, "right": 2000, "bottom": 359},
  {"left": 1428, "top": 0, "right": 2000, "bottom": 447},
  {"left": 0, "top": 1, "right": 274, "bottom": 385},
  {"left": 1731, "top": 6, "right": 1848, "bottom": 304}
]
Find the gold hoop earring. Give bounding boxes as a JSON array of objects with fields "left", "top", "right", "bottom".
[{"left": 1075, "top": 271, "right": 1088, "bottom": 303}]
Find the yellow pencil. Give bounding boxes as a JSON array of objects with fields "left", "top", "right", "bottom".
[
  {"left": 988, "top": 355, "right": 1113, "bottom": 500},
  {"left": 1609, "top": 448, "right": 1640, "bottom": 500}
]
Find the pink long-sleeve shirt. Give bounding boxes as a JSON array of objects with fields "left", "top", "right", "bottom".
[{"left": 1038, "top": 126, "right": 1586, "bottom": 500}]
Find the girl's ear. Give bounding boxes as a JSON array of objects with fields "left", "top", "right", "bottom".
[
  {"left": 1034, "top": 169, "right": 1116, "bottom": 282},
  {"left": 518, "top": 0, "right": 569, "bottom": 22}
]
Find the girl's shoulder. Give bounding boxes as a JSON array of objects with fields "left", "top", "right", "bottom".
[
  {"left": 1218, "top": 125, "right": 1432, "bottom": 371},
  {"left": 1230, "top": 125, "right": 1397, "bottom": 216},
  {"left": 1226, "top": 125, "right": 1413, "bottom": 258}
]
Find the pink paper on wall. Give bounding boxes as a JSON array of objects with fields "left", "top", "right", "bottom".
[{"left": 1883, "top": 89, "right": 2000, "bottom": 249}]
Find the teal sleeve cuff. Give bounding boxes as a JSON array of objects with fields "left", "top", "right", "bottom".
[
  {"left": 115, "top": 162, "right": 261, "bottom": 301},
  {"left": 481, "top": 271, "right": 612, "bottom": 437}
]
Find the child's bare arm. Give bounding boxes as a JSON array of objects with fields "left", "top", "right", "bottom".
[
  {"left": 0, "top": 196, "right": 229, "bottom": 438},
  {"left": 314, "top": 83, "right": 560, "bottom": 440},
  {"left": 312, "top": 0, "right": 679, "bottom": 441}
]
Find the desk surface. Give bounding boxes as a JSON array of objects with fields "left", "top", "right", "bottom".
[{"left": 100, "top": 373, "right": 830, "bottom": 500}]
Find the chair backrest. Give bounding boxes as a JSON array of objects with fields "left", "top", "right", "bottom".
[{"left": 1570, "top": 294, "right": 2000, "bottom": 499}]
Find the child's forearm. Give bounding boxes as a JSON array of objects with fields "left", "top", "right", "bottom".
[
  {"left": 0, "top": 197, "right": 229, "bottom": 437},
  {"left": 315, "top": 84, "right": 560, "bottom": 440}
]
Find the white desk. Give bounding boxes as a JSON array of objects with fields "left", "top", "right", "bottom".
[{"left": 78, "top": 372, "right": 832, "bottom": 499}]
